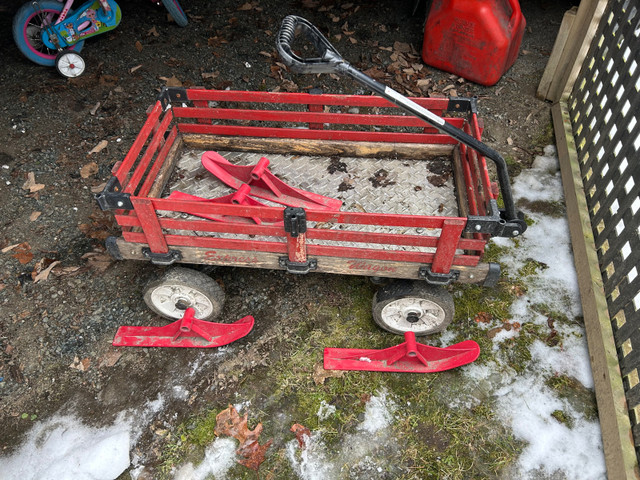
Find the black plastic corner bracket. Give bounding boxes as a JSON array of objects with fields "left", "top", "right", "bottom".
[
  {"left": 464, "top": 199, "right": 527, "bottom": 238},
  {"left": 157, "top": 87, "right": 189, "bottom": 110},
  {"left": 418, "top": 267, "right": 460, "bottom": 286},
  {"left": 105, "top": 236, "right": 123, "bottom": 260},
  {"left": 283, "top": 207, "right": 307, "bottom": 237},
  {"left": 482, "top": 263, "right": 501, "bottom": 288},
  {"left": 95, "top": 177, "right": 133, "bottom": 211},
  {"left": 279, "top": 257, "right": 317, "bottom": 274},
  {"left": 142, "top": 248, "right": 182, "bottom": 266}
]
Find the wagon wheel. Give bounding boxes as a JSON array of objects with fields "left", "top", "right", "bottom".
[
  {"left": 372, "top": 280, "right": 454, "bottom": 336},
  {"left": 143, "top": 267, "right": 225, "bottom": 321}
]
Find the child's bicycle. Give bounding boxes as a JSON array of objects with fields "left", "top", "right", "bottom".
[{"left": 13, "top": 0, "right": 188, "bottom": 78}]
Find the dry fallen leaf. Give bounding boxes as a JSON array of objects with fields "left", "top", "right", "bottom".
[
  {"left": 290, "top": 424, "right": 311, "bottom": 449},
  {"left": 135, "top": 40, "right": 143, "bottom": 52},
  {"left": 312, "top": 362, "right": 344, "bottom": 385},
  {"left": 29, "top": 212, "right": 41, "bottom": 223},
  {"left": 98, "top": 350, "right": 123, "bottom": 368},
  {"left": 159, "top": 75, "right": 183, "bottom": 87},
  {"left": 22, "top": 172, "right": 45, "bottom": 193},
  {"left": 215, "top": 405, "right": 272, "bottom": 472},
  {"left": 130, "top": 64, "right": 143, "bottom": 74},
  {"left": 81, "top": 161, "right": 99, "bottom": 177},
  {"left": 12, "top": 242, "right": 33, "bottom": 264},
  {"left": 88, "top": 141, "right": 108, "bottom": 155},
  {"left": 33, "top": 260, "right": 60, "bottom": 283},
  {"left": 82, "top": 251, "right": 113, "bottom": 272},
  {"left": 201, "top": 71, "right": 219, "bottom": 79},
  {"left": 2, "top": 243, "right": 20, "bottom": 253},
  {"left": 70, "top": 356, "right": 91, "bottom": 372},
  {"left": 147, "top": 26, "right": 159, "bottom": 37}
]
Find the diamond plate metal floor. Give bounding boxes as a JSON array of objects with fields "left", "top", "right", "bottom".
[{"left": 163, "top": 150, "right": 460, "bottom": 251}]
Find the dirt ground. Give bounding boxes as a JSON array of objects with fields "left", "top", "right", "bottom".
[{"left": 0, "top": 0, "right": 579, "bottom": 477}]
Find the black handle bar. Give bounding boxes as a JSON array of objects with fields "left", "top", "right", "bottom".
[{"left": 276, "top": 15, "right": 525, "bottom": 235}]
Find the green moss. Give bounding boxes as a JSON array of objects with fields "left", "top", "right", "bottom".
[
  {"left": 551, "top": 410, "right": 573, "bottom": 428},
  {"left": 518, "top": 258, "right": 549, "bottom": 277}
]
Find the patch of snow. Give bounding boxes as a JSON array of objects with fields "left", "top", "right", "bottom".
[
  {"left": 357, "top": 390, "right": 395, "bottom": 433},
  {"left": 478, "top": 147, "right": 604, "bottom": 478},
  {"left": 0, "top": 415, "right": 130, "bottom": 480},
  {"left": 317, "top": 400, "right": 336, "bottom": 421},
  {"left": 495, "top": 375, "right": 604, "bottom": 479},
  {"left": 172, "top": 438, "right": 237, "bottom": 480}
]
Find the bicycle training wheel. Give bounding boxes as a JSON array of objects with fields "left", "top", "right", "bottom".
[
  {"left": 160, "top": 0, "right": 188, "bottom": 27},
  {"left": 12, "top": 0, "right": 84, "bottom": 67}
]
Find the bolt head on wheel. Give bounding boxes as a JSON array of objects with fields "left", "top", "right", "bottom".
[{"left": 56, "top": 51, "right": 86, "bottom": 78}]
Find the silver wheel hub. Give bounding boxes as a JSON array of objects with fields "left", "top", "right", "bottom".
[
  {"left": 58, "top": 53, "right": 85, "bottom": 77},
  {"left": 381, "top": 297, "right": 446, "bottom": 333},
  {"left": 149, "top": 284, "right": 214, "bottom": 319}
]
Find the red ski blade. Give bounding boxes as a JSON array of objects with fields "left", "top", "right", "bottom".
[
  {"left": 168, "top": 186, "right": 282, "bottom": 225},
  {"left": 113, "top": 308, "right": 254, "bottom": 348},
  {"left": 323, "top": 332, "right": 480, "bottom": 373},
  {"left": 201, "top": 151, "right": 343, "bottom": 211}
]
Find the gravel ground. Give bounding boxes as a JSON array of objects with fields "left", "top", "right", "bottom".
[{"left": 0, "top": 0, "right": 578, "bottom": 476}]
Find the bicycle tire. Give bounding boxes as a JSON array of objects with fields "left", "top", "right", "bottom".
[
  {"left": 161, "top": 0, "right": 188, "bottom": 27},
  {"left": 12, "top": 1, "right": 84, "bottom": 67}
]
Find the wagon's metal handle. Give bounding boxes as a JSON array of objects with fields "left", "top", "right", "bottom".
[
  {"left": 276, "top": 15, "right": 344, "bottom": 74},
  {"left": 276, "top": 15, "right": 526, "bottom": 235}
]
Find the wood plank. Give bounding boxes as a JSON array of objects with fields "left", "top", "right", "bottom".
[
  {"left": 552, "top": 101, "right": 640, "bottom": 480},
  {"left": 537, "top": 6, "right": 578, "bottom": 101},
  {"left": 110, "top": 237, "right": 491, "bottom": 283},
  {"left": 547, "top": 0, "right": 608, "bottom": 103},
  {"left": 181, "top": 134, "right": 454, "bottom": 159},
  {"left": 147, "top": 134, "right": 183, "bottom": 198}
]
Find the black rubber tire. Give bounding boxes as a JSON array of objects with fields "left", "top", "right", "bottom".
[
  {"left": 143, "top": 267, "right": 224, "bottom": 321},
  {"left": 372, "top": 280, "right": 454, "bottom": 336}
]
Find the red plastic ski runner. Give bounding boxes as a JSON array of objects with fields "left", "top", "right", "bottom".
[
  {"left": 201, "top": 151, "right": 343, "bottom": 211},
  {"left": 113, "top": 308, "right": 254, "bottom": 348},
  {"left": 323, "top": 332, "right": 480, "bottom": 373},
  {"left": 168, "top": 184, "right": 280, "bottom": 225}
]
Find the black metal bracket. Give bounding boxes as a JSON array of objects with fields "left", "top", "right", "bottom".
[
  {"left": 142, "top": 248, "right": 182, "bottom": 266},
  {"left": 464, "top": 199, "right": 527, "bottom": 238},
  {"left": 283, "top": 207, "right": 307, "bottom": 237},
  {"left": 95, "top": 177, "right": 133, "bottom": 211},
  {"left": 447, "top": 96, "right": 478, "bottom": 114},
  {"left": 105, "top": 236, "right": 123, "bottom": 260},
  {"left": 157, "top": 87, "right": 189, "bottom": 110},
  {"left": 418, "top": 267, "right": 460, "bottom": 285},
  {"left": 279, "top": 257, "right": 317, "bottom": 274},
  {"left": 483, "top": 263, "right": 501, "bottom": 288}
]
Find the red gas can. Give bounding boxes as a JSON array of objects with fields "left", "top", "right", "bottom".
[{"left": 421, "top": 0, "right": 526, "bottom": 86}]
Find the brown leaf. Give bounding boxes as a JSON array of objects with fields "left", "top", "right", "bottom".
[
  {"left": 238, "top": 2, "right": 255, "bottom": 10},
  {"left": 81, "top": 161, "right": 99, "bottom": 177},
  {"left": 33, "top": 260, "right": 60, "bottom": 283},
  {"left": 135, "top": 40, "right": 143, "bottom": 52},
  {"left": 98, "top": 350, "right": 123, "bottom": 368},
  {"left": 70, "top": 356, "right": 91, "bottom": 372},
  {"left": 1, "top": 243, "right": 20, "bottom": 253},
  {"left": 88, "top": 141, "right": 108, "bottom": 155},
  {"left": 487, "top": 326, "right": 503, "bottom": 339},
  {"left": 22, "top": 172, "right": 45, "bottom": 193},
  {"left": 82, "top": 251, "right": 113, "bottom": 272},
  {"left": 474, "top": 311, "right": 492, "bottom": 323},
  {"left": 159, "top": 75, "right": 183, "bottom": 87},
  {"left": 147, "top": 26, "right": 159, "bottom": 37},
  {"left": 29, "top": 211, "right": 42, "bottom": 222},
  {"left": 12, "top": 242, "right": 33, "bottom": 264},
  {"left": 290, "top": 424, "right": 311, "bottom": 449},
  {"left": 215, "top": 405, "right": 263, "bottom": 445},
  {"left": 237, "top": 439, "right": 272, "bottom": 471},
  {"left": 312, "top": 362, "right": 344, "bottom": 385}
]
